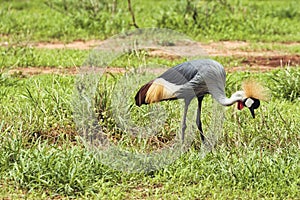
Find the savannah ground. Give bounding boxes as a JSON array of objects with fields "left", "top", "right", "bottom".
[{"left": 0, "top": 0, "right": 299, "bottom": 199}]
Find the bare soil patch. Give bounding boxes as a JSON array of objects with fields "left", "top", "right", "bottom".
[
  {"left": 201, "top": 41, "right": 300, "bottom": 56},
  {"left": 9, "top": 67, "right": 78, "bottom": 76},
  {"left": 3, "top": 40, "right": 299, "bottom": 57},
  {"left": 4, "top": 40, "right": 300, "bottom": 75},
  {"left": 8, "top": 54, "right": 300, "bottom": 76},
  {"left": 34, "top": 40, "right": 103, "bottom": 50},
  {"left": 8, "top": 66, "right": 171, "bottom": 76},
  {"left": 30, "top": 40, "right": 298, "bottom": 57},
  {"left": 226, "top": 55, "right": 300, "bottom": 72},
  {"left": 241, "top": 55, "right": 300, "bottom": 68}
]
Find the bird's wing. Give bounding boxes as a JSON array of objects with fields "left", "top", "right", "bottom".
[
  {"left": 135, "top": 59, "right": 226, "bottom": 105},
  {"left": 135, "top": 61, "right": 198, "bottom": 106},
  {"left": 158, "top": 61, "right": 199, "bottom": 85}
]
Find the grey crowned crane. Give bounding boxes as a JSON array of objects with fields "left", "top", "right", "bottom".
[{"left": 135, "top": 59, "right": 268, "bottom": 142}]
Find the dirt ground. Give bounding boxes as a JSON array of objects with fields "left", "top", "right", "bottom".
[{"left": 6, "top": 40, "right": 300, "bottom": 75}]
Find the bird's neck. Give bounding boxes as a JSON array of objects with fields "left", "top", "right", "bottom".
[{"left": 216, "top": 91, "right": 245, "bottom": 106}]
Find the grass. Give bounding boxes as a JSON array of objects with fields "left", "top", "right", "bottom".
[
  {"left": 0, "top": 137, "right": 298, "bottom": 199},
  {"left": 1, "top": 46, "right": 290, "bottom": 71},
  {"left": 268, "top": 67, "right": 300, "bottom": 101},
  {"left": 0, "top": 0, "right": 300, "bottom": 42},
  {"left": 242, "top": 42, "right": 300, "bottom": 54},
  {"left": 0, "top": 47, "right": 88, "bottom": 69},
  {"left": 1, "top": 41, "right": 299, "bottom": 70},
  {"left": 1, "top": 0, "right": 300, "bottom": 198},
  {"left": 0, "top": 46, "right": 208, "bottom": 70},
  {"left": 0, "top": 68, "right": 299, "bottom": 199}
]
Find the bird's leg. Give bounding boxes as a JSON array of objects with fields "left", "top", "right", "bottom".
[
  {"left": 181, "top": 99, "right": 191, "bottom": 143},
  {"left": 196, "top": 96, "right": 205, "bottom": 142}
]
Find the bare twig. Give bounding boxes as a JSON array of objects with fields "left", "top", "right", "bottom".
[{"left": 127, "top": 0, "right": 139, "bottom": 28}]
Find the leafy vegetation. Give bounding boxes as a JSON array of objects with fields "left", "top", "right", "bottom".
[
  {"left": 156, "top": 0, "right": 300, "bottom": 42},
  {"left": 269, "top": 67, "right": 300, "bottom": 101},
  {"left": 0, "top": 0, "right": 300, "bottom": 42},
  {"left": 0, "top": 46, "right": 234, "bottom": 70},
  {"left": 243, "top": 43, "right": 300, "bottom": 54},
  {"left": 0, "top": 0, "right": 300, "bottom": 199},
  {"left": 0, "top": 46, "right": 88, "bottom": 69},
  {"left": 0, "top": 69, "right": 299, "bottom": 199}
]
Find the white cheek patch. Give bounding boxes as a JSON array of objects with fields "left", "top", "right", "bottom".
[{"left": 245, "top": 98, "right": 254, "bottom": 108}]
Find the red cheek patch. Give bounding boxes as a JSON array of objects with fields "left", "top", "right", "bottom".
[{"left": 237, "top": 101, "right": 244, "bottom": 110}]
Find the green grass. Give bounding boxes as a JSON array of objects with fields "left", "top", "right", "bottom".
[
  {"left": 0, "top": 46, "right": 194, "bottom": 70},
  {"left": 0, "top": 46, "right": 276, "bottom": 70},
  {"left": 0, "top": 47, "right": 88, "bottom": 69},
  {"left": 1, "top": 0, "right": 300, "bottom": 42},
  {"left": 0, "top": 46, "right": 185, "bottom": 69},
  {"left": 1, "top": 0, "right": 300, "bottom": 198},
  {"left": 268, "top": 67, "right": 300, "bottom": 101},
  {"left": 0, "top": 68, "right": 299, "bottom": 199},
  {"left": 242, "top": 43, "right": 300, "bottom": 54}
]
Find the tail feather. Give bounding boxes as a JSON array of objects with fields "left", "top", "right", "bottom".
[{"left": 135, "top": 80, "right": 154, "bottom": 106}]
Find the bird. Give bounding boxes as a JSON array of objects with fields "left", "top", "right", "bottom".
[{"left": 135, "top": 59, "right": 268, "bottom": 142}]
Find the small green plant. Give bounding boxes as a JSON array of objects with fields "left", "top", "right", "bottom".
[
  {"left": 269, "top": 67, "right": 300, "bottom": 101},
  {"left": 0, "top": 47, "right": 89, "bottom": 68},
  {"left": 94, "top": 74, "right": 118, "bottom": 130}
]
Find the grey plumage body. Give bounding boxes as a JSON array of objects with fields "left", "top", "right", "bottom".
[
  {"left": 158, "top": 59, "right": 227, "bottom": 103},
  {"left": 135, "top": 59, "right": 254, "bottom": 142}
]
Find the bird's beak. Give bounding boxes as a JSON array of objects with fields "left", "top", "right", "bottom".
[{"left": 249, "top": 107, "right": 255, "bottom": 118}]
